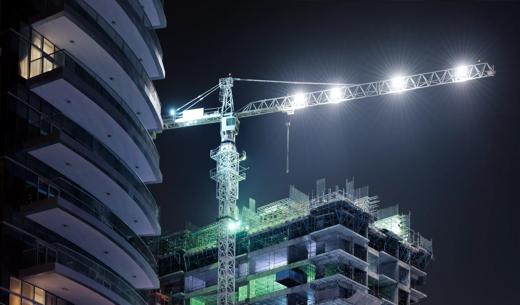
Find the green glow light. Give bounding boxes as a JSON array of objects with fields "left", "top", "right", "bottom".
[
  {"left": 249, "top": 274, "right": 286, "bottom": 299},
  {"left": 238, "top": 285, "right": 248, "bottom": 301},
  {"left": 190, "top": 297, "right": 205, "bottom": 305}
]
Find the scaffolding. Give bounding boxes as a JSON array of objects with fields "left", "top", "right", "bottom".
[
  {"left": 154, "top": 178, "right": 433, "bottom": 305},
  {"left": 154, "top": 178, "right": 432, "bottom": 262}
]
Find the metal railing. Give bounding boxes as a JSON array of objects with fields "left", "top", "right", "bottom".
[
  {"left": 56, "top": 176, "right": 158, "bottom": 269},
  {"left": 407, "top": 229, "right": 433, "bottom": 253},
  {"left": 33, "top": 0, "right": 161, "bottom": 118},
  {"left": 119, "top": 0, "right": 164, "bottom": 58},
  {"left": 310, "top": 189, "right": 350, "bottom": 209},
  {"left": 15, "top": 28, "right": 160, "bottom": 175},
  {"left": 7, "top": 90, "right": 160, "bottom": 234},
  {"left": 23, "top": 240, "right": 147, "bottom": 305},
  {"left": 70, "top": 0, "right": 161, "bottom": 115},
  {"left": 3, "top": 128, "right": 157, "bottom": 269}
]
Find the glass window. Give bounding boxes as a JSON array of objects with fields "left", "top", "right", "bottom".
[
  {"left": 9, "top": 294, "right": 21, "bottom": 305},
  {"left": 30, "top": 45, "right": 42, "bottom": 61},
  {"left": 46, "top": 293, "right": 56, "bottom": 305},
  {"left": 21, "top": 282, "right": 34, "bottom": 299},
  {"left": 32, "top": 32, "right": 42, "bottom": 48},
  {"left": 10, "top": 277, "right": 22, "bottom": 294},
  {"left": 43, "top": 58, "right": 54, "bottom": 73},
  {"left": 34, "top": 287, "right": 45, "bottom": 304},
  {"left": 43, "top": 38, "right": 54, "bottom": 55},
  {"left": 29, "top": 60, "right": 42, "bottom": 78},
  {"left": 22, "top": 298, "right": 33, "bottom": 305}
]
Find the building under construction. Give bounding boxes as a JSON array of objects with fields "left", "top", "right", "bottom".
[{"left": 150, "top": 179, "right": 433, "bottom": 305}]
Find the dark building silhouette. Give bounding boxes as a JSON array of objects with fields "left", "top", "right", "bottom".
[{"left": 0, "top": 1, "right": 166, "bottom": 304}]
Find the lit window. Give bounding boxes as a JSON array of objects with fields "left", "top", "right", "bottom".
[
  {"left": 10, "top": 277, "right": 21, "bottom": 294},
  {"left": 22, "top": 282, "right": 34, "bottom": 299},
  {"left": 9, "top": 294, "right": 21, "bottom": 305},
  {"left": 43, "top": 38, "right": 54, "bottom": 54},
  {"left": 34, "top": 287, "right": 45, "bottom": 304}
]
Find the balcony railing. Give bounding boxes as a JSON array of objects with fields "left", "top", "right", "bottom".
[
  {"left": 15, "top": 28, "right": 160, "bottom": 178},
  {"left": 70, "top": 0, "right": 161, "bottom": 114},
  {"left": 22, "top": 239, "right": 147, "bottom": 305},
  {"left": 3, "top": 129, "right": 157, "bottom": 270},
  {"left": 32, "top": 0, "right": 161, "bottom": 119},
  {"left": 117, "top": 0, "right": 164, "bottom": 59},
  {"left": 7, "top": 90, "right": 160, "bottom": 236}
]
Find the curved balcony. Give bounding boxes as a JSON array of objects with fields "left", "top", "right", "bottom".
[
  {"left": 30, "top": 0, "right": 162, "bottom": 130},
  {"left": 20, "top": 240, "right": 148, "bottom": 305},
  {"left": 136, "top": 0, "right": 166, "bottom": 29},
  {"left": 85, "top": 0, "right": 165, "bottom": 79},
  {"left": 15, "top": 27, "right": 161, "bottom": 183},
  {"left": 3, "top": 153, "right": 158, "bottom": 289},
  {"left": 7, "top": 90, "right": 160, "bottom": 236}
]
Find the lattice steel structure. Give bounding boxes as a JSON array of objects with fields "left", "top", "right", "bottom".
[
  {"left": 153, "top": 181, "right": 436, "bottom": 305},
  {"left": 161, "top": 63, "right": 495, "bottom": 305},
  {"left": 163, "top": 63, "right": 495, "bottom": 130},
  {"left": 210, "top": 77, "right": 246, "bottom": 305}
]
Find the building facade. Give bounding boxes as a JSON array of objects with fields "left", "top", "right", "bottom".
[
  {"left": 152, "top": 180, "right": 433, "bottom": 305},
  {"left": 0, "top": 1, "right": 166, "bottom": 305}
]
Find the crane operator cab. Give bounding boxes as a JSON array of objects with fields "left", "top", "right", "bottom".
[{"left": 220, "top": 114, "right": 240, "bottom": 143}]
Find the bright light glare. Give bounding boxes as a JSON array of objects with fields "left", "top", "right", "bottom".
[
  {"left": 330, "top": 87, "right": 343, "bottom": 103},
  {"left": 390, "top": 76, "right": 406, "bottom": 93},
  {"left": 227, "top": 220, "right": 241, "bottom": 232},
  {"left": 169, "top": 109, "right": 176, "bottom": 116},
  {"left": 182, "top": 108, "right": 204, "bottom": 120},
  {"left": 292, "top": 93, "right": 307, "bottom": 109},
  {"left": 454, "top": 65, "right": 469, "bottom": 82}
]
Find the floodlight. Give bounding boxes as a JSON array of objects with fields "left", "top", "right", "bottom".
[
  {"left": 292, "top": 93, "right": 307, "bottom": 109},
  {"left": 330, "top": 87, "right": 343, "bottom": 103},
  {"left": 454, "top": 65, "right": 469, "bottom": 82},
  {"left": 169, "top": 109, "right": 176, "bottom": 116},
  {"left": 390, "top": 76, "right": 406, "bottom": 93}
]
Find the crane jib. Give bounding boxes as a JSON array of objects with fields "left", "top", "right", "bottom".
[{"left": 159, "top": 62, "right": 495, "bottom": 305}]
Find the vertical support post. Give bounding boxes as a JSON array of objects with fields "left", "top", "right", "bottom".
[{"left": 210, "top": 77, "right": 245, "bottom": 305}]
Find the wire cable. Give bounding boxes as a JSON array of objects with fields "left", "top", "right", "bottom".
[
  {"left": 177, "top": 84, "right": 219, "bottom": 112},
  {"left": 285, "top": 118, "right": 291, "bottom": 174},
  {"left": 233, "top": 77, "right": 355, "bottom": 86}
]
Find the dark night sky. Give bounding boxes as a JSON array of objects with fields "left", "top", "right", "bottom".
[{"left": 150, "top": 2, "right": 520, "bottom": 305}]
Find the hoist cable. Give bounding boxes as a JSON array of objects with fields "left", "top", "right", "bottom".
[{"left": 285, "top": 118, "right": 291, "bottom": 174}]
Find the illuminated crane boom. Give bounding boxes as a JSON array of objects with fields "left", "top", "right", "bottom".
[
  {"left": 163, "top": 63, "right": 495, "bottom": 129},
  {"left": 161, "top": 62, "right": 495, "bottom": 305}
]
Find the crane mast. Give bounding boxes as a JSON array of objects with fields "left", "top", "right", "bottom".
[
  {"left": 161, "top": 63, "right": 495, "bottom": 305},
  {"left": 210, "top": 77, "right": 245, "bottom": 305}
]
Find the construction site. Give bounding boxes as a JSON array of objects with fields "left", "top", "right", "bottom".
[
  {"left": 149, "top": 178, "right": 433, "bottom": 305},
  {"left": 0, "top": 2, "right": 510, "bottom": 305},
  {"left": 144, "top": 62, "right": 494, "bottom": 305}
]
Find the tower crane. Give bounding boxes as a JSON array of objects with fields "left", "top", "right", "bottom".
[{"left": 161, "top": 62, "right": 495, "bottom": 305}]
